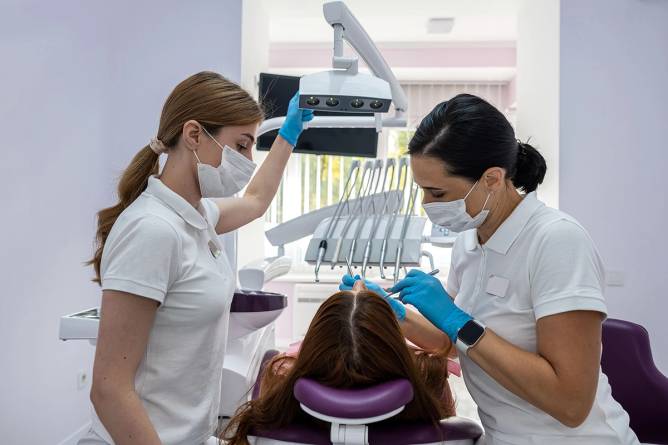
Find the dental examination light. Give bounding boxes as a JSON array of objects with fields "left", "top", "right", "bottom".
[{"left": 257, "top": 1, "right": 408, "bottom": 137}]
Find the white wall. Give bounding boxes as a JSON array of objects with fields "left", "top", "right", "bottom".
[
  {"left": 515, "top": 0, "right": 560, "bottom": 208},
  {"left": 238, "top": 0, "right": 273, "bottom": 270},
  {"left": 0, "top": 1, "right": 242, "bottom": 442},
  {"left": 560, "top": 0, "right": 668, "bottom": 370}
]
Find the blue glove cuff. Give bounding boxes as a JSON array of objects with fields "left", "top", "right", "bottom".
[
  {"left": 442, "top": 310, "right": 474, "bottom": 343},
  {"left": 278, "top": 126, "right": 298, "bottom": 147},
  {"left": 388, "top": 297, "right": 406, "bottom": 322}
]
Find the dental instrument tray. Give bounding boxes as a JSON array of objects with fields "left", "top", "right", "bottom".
[{"left": 59, "top": 307, "right": 100, "bottom": 342}]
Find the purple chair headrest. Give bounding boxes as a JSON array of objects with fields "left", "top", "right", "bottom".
[
  {"left": 231, "top": 289, "right": 287, "bottom": 313},
  {"left": 294, "top": 378, "right": 414, "bottom": 420}
]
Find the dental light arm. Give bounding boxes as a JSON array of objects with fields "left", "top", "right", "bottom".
[
  {"left": 322, "top": 1, "right": 408, "bottom": 114},
  {"left": 257, "top": 1, "right": 407, "bottom": 138}
]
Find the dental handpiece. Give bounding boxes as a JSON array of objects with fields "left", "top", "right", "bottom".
[
  {"left": 344, "top": 254, "right": 354, "bottom": 277},
  {"left": 331, "top": 161, "right": 374, "bottom": 269},
  {"left": 314, "top": 240, "right": 327, "bottom": 283},
  {"left": 393, "top": 181, "right": 418, "bottom": 284},
  {"left": 380, "top": 157, "right": 408, "bottom": 278},
  {"left": 385, "top": 269, "right": 440, "bottom": 299},
  {"left": 314, "top": 161, "right": 360, "bottom": 282},
  {"left": 349, "top": 160, "right": 382, "bottom": 277},
  {"left": 362, "top": 159, "right": 395, "bottom": 278}
]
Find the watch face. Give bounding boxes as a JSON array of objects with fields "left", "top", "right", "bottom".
[{"left": 458, "top": 320, "right": 485, "bottom": 345}]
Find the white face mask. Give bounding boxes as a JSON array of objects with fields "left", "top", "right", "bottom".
[
  {"left": 195, "top": 127, "right": 257, "bottom": 198},
  {"left": 422, "top": 180, "right": 492, "bottom": 232}
]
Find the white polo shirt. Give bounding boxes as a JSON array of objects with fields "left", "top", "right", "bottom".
[
  {"left": 447, "top": 192, "right": 639, "bottom": 445},
  {"left": 90, "top": 176, "right": 235, "bottom": 445}
]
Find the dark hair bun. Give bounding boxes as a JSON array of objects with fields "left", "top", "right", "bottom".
[{"left": 513, "top": 142, "right": 546, "bottom": 193}]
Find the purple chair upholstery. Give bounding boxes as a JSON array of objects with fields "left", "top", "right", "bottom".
[
  {"left": 252, "top": 349, "right": 281, "bottom": 400},
  {"left": 370, "top": 417, "right": 483, "bottom": 444},
  {"left": 294, "top": 378, "right": 414, "bottom": 420},
  {"left": 601, "top": 318, "right": 668, "bottom": 444},
  {"left": 252, "top": 422, "right": 332, "bottom": 445},
  {"left": 231, "top": 289, "right": 287, "bottom": 313},
  {"left": 249, "top": 368, "right": 482, "bottom": 444}
]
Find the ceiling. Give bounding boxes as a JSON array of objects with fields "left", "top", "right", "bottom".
[{"left": 260, "top": 0, "right": 521, "bottom": 43}]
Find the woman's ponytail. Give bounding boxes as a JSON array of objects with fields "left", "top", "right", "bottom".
[
  {"left": 87, "top": 145, "right": 159, "bottom": 284},
  {"left": 512, "top": 141, "right": 547, "bottom": 193}
]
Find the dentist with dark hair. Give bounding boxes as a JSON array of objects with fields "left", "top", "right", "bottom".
[{"left": 342, "top": 94, "right": 638, "bottom": 444}]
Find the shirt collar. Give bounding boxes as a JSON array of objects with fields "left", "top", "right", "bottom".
[
  {"left": 463, "top": 191, "right": 544, "bottom": 255},
  {"left": 145, "top": 176, "right": 208, "bottom": 230}
]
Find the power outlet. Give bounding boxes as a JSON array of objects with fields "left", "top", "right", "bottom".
[{"left": 77, "top": 370, "right": 89, "bottom": 390}]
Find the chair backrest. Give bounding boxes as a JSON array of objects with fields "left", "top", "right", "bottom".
[
  {"left": 601, "top": 318, "right": 668, "bottom": 445},
  {"left": 248, "top": 364, "right": 482, "bottom": 444}
]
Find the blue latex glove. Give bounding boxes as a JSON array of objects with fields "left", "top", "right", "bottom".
[
  {"left": 278, "top": 93, "right": 314, "bottom": 146},
  {"left": 339, "top": 274, "right": 407, "bottom": 321},
  {"left": 390, "top": 269, "right": 472, "bottom": 342}
]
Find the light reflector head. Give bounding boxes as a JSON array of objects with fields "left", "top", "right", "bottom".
[{"left": 299, "top": 70, "right": 392, "bottom": 113}]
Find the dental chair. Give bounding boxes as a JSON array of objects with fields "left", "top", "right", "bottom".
[
  {"left": 601, "top": 318, "right": 668, "bottom": 445},
  {"left": 246, "top": 351, "right": 483, "bottom": 445}
]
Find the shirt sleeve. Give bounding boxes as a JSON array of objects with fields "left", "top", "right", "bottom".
[
  {"left": 202, "top": 198, "right": 221, "bottom": 227},
  {"left": 101, "top": 216, "right": 181, "bottom": 304},
  {"left": 529, "top": 219, "right": 607, "bottom": 320}
]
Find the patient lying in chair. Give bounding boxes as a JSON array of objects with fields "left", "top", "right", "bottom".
[{"left": 221, "top": 280, "right": 456, "bottom": 445}]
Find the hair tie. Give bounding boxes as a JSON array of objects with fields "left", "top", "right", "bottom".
[
  {"left": 149, "top": 137, "right": 167, "bottom": 155},
  {"left": 517, "top": 142, "right": 526, "bottom": 155},
  {"left": 517, "top": 138, "right": 531, "bottom": 157}
]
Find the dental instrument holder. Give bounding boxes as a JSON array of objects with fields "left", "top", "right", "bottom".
[{"left": 304, "top": 215, "right": 426, "bottom": 269}]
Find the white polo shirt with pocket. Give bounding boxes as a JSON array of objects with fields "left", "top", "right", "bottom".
[
  {"left": 446, "top": 192, "right": 639, "bottom": 445},
  {"left": 86, "top": 176, "right": 235, "bottom": 445}
]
